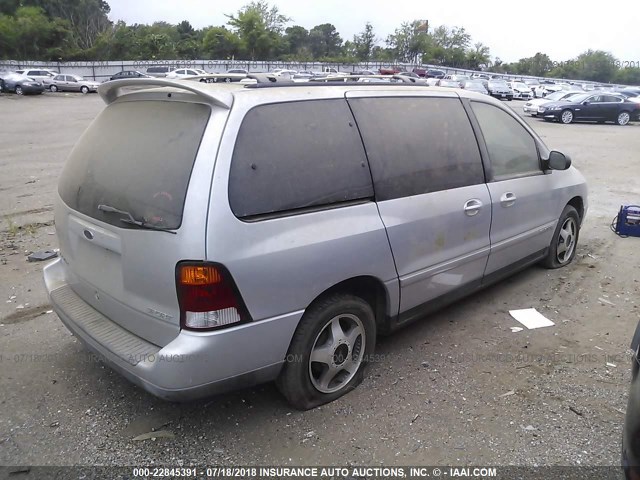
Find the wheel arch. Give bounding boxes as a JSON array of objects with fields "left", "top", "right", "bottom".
[
  {"left": 567, "top": 196, "right": 585, "bottom": 224},
  {"left": 306, "top": 275, "right": 391, "bottom": 335}
]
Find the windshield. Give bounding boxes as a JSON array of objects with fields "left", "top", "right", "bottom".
[
  {"left": 545, "top": 91, "right": 567, "bottom": 101},
  {"left": 58, "top": 100, "right": 211, "bottom": 230}
]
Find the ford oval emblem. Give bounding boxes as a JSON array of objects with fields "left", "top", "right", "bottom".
[{"left": 83, "top": 229, "right": 94, "bottom": 240}]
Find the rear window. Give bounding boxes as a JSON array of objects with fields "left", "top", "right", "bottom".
[
  {"left": 228, "top": 99, "right": 374, "bottom": 218},
  {"left": 58, "top": 100, "right": 210, "bottom": 230}
]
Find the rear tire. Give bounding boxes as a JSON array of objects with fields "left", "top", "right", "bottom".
[
  {"left": 542, "top": 205, "right": 580, "bottom": 269},
  {"left": 15, "top": 85, "right": 23, "bottom": 95},
  {"left": 276, "top": 293, "right": 376, "bottom": 410},
  {"left": 617, "top": 111, "right": 631, "bottom": 126}
]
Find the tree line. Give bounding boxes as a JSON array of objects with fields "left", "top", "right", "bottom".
[{"left": 1, "top": 0, "right": 638, "bottom": 84}]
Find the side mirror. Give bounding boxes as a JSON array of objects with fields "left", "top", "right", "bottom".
[
  {"left": 582, "top": 101, "right": 590, "bottom": 105},
  {"left": 547, "top": 150, "right": 571, "bottom": 170}
]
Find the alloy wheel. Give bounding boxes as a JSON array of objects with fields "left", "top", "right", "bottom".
[
  {"left": 556, "top": 217, "right": 577, "bottom": 264},
  {"left": 309, "top": 314, "right": 365, "bottom": 394}
]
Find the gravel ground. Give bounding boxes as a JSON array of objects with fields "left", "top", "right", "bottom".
[{"left": 0, "top": 91, "right": 639, "bottom": 470}]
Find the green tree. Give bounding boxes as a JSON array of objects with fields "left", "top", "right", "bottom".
[
  {"left": 24, "top": 0, "right": 111, "bottom": 50},
  {"left": 613, "top": 67, "right": 640, "bottom": 86},
  {"left": 352, "top": 22, "right": 376, "bottom": 61},
  {"left": 283, "top": 25, "right": 308, "bottom": 57},
  {"left": 176, "top": 20, "right": 194, "bottom": 39},
  {"left": 202, "top": 26, "right": 241, "bottom": 59},
  {"left": 308, "top": 23, "right": 342, "bottom": 59},
  {"left": 466, "top": 42, "right": 490, "bottom": 70},
  {"left": 427, "top": 25, "right": 470, "bottom": 66},
  {"left": 386, "top": 20, "right": 429, "bottom": 63},
  {"left": 226, "top": 1, "right": 289, "bottom": 59},
  {"left": 0, "top": 0, "right": 19, "bottom": 15},
  {"left": 0, "top": 6, "right": 71, "bottom": 60}
]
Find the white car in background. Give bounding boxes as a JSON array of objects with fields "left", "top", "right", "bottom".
[
  {"left": 523, "top": 90, "right": 584, "bottom": 116},
  {"left": 166, "top": 68, "right": 207, "bottom": 79},
  {"left": 272, "top": 69, "right": 298, "bottom": 77},
  {"left": 509, "top": 82, "right": 534, "bottom": 100},
  {"left": 14, "top": 68, "right": 58, "bottom": 85}
]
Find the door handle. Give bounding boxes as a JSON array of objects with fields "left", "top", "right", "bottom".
[
  {"left": 500, "top": 192, "right": 517, "bottom": 207},
  {"left": 463, "top": 199, "right": 483, "bottom": 216}
]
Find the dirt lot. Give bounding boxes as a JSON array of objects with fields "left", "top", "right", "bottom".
[{"left": 1, "top": 91, "right": 639, "bottom": 469}]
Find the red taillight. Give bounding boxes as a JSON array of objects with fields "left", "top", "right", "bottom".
[{"left": 176, "top": 262, "right": 248, "bottom": 330}]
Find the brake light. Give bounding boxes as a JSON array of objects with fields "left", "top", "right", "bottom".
[{"left": 176, "top": 262, "right": 249, "bottom": 330}]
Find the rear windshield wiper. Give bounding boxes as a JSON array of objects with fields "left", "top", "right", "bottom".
[{"left": 97, "top": 204, "right": 177, "bottom": 234}]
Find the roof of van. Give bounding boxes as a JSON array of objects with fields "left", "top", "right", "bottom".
[{"left": 98, "top": 77, "right": 496, "bottom": 109}]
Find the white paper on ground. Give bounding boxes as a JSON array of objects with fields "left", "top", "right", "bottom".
[
  {"left": 509, "top": 308, "right": 555, "bottom": 330},
  {"left": 510, "top": 327, "right": 524, "bottom": 333}
]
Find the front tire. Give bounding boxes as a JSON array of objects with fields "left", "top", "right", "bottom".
[
  {"left": 617, "top": 111, "right": 631, "bottom": 126},
  {"left": 15, "top": 85, "right": 23, "bottom": 95},
  {"left": 542, "top": 205, "right": 580, "bottom": 269},
  {"left": 560, "top": 109, "right": 574, "bottom": 124},
  {"left": 80, "top": 86, "right": 89, "bottom": 94},
  {"left": 277, "top": 293, "right": 376, "bottom": 410},
  {"left": 50, "top": 85, "right": 58, "bottom": 92}
]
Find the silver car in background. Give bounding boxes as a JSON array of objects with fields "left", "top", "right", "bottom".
[
  {"left": 44, "top": 79, "right": 588, "bottom": 410},
  {"left": 49, "top": 74, "right": 100, "bottom": 94}
]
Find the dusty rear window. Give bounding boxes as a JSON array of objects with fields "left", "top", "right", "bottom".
[{"left": 58, "top": 100, "right": 210, "bottom": 230}]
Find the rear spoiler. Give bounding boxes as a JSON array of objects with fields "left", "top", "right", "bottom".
[{"left": 98, "top": 78, "right": 235, "bottom": 109}]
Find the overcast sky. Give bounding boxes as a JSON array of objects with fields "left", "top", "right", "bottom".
[{"left": 107, "top": 0, "right": 638, "bottom": 63}]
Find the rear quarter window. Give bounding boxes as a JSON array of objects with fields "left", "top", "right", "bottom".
[
  {"left": 58, "top": 100, "right": 210, "bottom": 230},
  {"left": 228, "top": 99, "right": 374, "bottom": 218}
]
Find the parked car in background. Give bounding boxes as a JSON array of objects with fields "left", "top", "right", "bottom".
[
  {"left": 226, "top": 68, "right": 249, "bottom": 75},
  {"left": 533, "top": 83, "right": 565, "bottom": 98},
  {"left": 523, "top": 91, "right": 584, "bottom": 116},
  {"left": 0, "top": 72, "right": 44, "bottom": 95},
  {"left": 426, "top": 78, "right": 440, "bottom": 86},
  {"left": 352, "top": 70, "right": 376, "bottom": 76},
  {"left": 398, "top": 71, "right": 420, "bottom": 79},
  {"left": 49, "top": 74, "right": 100, "bottom": 94},
  {"left": 272, "top": 69, "right": 298, "bottom": 77},
  {"left": 524, "top": 79, "right": 540, "bottom": 90},
  {"left": 437, "top": 79, "right": 461, "bottom": 88},
  {"left": 509, "top": 81, "right": 534, "bottom": 100},
  {"left": 110, "top": 70, "right": 151, "bottom": 81},
  {"left": 487, "top": 79, "right": 513, "bottom": 100},
  {"left": 379, "top": 66, "right": 402, "bottom": 75},
  {"left": 444, "top": 74, "right": 471, "bottom": 87},
  {"left": 538, "top": 92, "right": 640, "bottom": 125},
  {"left": 462, "top": 79, "right": 489, "bottom": 95},
  {"left": 425, "top": 69, "right": 446, "bottom": 78},
  {"left": 44, "top": 79, "right": 586, "bottom": 410},
  {"left": 166, "top": 68, "right": 207, "bottom": 79},
  {"left": 412, "top": 67, "right": 427, "bottom": 77},
  {"left": 14, "top": 68, "right": 58, "bottom": 85},
  {"left": 145, "top": 66, "right": 172, "bottom": 77},
  {"left": 617, "top": 90, "right": 640, "bottom": 102}
]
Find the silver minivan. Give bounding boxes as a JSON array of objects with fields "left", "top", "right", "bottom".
[{"left": 44, "top": 79, "right": 587, "bottom": 409}]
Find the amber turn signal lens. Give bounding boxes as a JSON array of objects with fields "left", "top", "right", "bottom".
[{"left": 179, "top": 265, "right": 222, "bottom": 285}]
